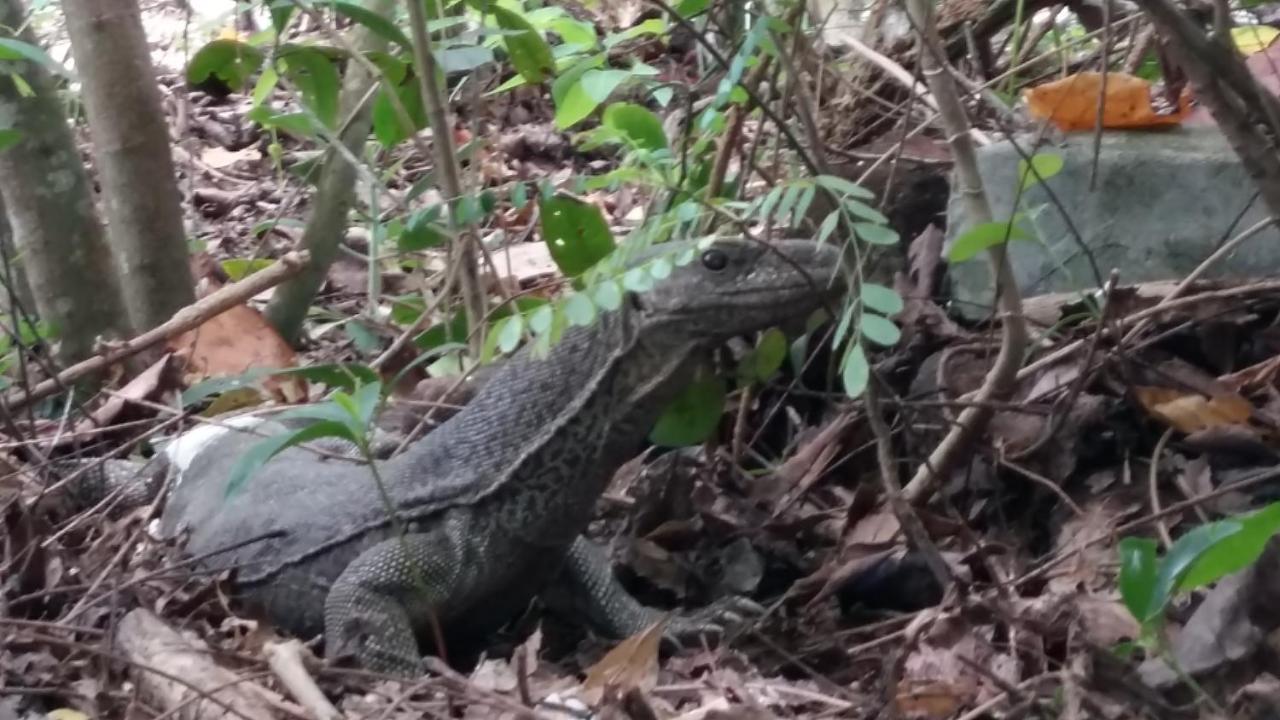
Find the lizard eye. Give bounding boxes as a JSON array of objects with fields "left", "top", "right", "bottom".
[{"left": 701, "top": 249, "right": 729, "bottom": 271}]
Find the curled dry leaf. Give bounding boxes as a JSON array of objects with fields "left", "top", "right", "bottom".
[
  {"left": 1024, "top": 71, "right": 1190, "bottom": 132},
  {"left": 580, "top": 616, "right": 668, "bottom": 706},
  {"left": 1132, "top": 385, "right": 1254, "bottom": 434}
]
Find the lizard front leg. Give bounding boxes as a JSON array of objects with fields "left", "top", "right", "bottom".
[
  {"left": 324, "top": 534, "right": 457, "bottom": 677},
  {"left": 553, "top": 535, "right": 762, "bottom": 643}
]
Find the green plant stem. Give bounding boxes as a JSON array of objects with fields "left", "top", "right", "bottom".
[{"left": 404, "top": 0, "right": 486, "bottom": 357}]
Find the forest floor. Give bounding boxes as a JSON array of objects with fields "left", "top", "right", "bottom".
[{"left": 6, "top": 3, "right": 1280, "bottom": 720}]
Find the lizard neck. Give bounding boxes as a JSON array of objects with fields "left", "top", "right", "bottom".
[{"left": 391, "top": 308, "right": 704, "bottom": 543}]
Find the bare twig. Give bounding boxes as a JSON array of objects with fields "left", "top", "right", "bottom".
[{"left": 900, "top": 0, "right": 1028, "bottom": 505}]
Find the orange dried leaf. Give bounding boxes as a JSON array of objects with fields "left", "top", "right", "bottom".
[
  {"left": 1132, "top": 386, "right": 1254, "bottom": 433},
  {"left": 581, "top": 616, "right": 666, "bottom": 704},
  {"left": 168, "top": 304, "right": 305, "bottom": 403},
  {"left": 1024, "top": 71, "right": 1189, "bottom": 131}
]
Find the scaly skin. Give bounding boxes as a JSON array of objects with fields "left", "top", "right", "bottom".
[{"left": 61, "top": 238, "right": 845, "bottom": 676}]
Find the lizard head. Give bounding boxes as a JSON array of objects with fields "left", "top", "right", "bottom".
[{"left": 625, "top": 237, "right": 846, "bottom": 340}]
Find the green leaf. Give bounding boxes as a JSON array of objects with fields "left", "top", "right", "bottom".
[
  {"left": 495, "top": 313, "right": 524, "bottom": 353},
  {"left": 602, "top": 102, "right": 667, "bottom": 152},
  {"left": 0, "top": 128, "right": 20, "bottom": 151},
  {"left": 650, "top": 376, "right": 726, "bottom": 447},
  {"left": 749, "top": 328, "right": 787, "bottom": 382},
  {"left": 860, "top": 313, "right": 901, "bottom": 347},
  {"left": 1018, "top": 152, "right": 1064, "bottom": 191},
  {"left": 775, "top": 184, "right": 802, "bottom": 226},
  {"left": 648, "top": 256, "right": 673, "bottom": 280},
  {"left": 400, "top": 208, "right": 447, "bottom": 251},
  {"left": 564, "top": 293, "right": 596, "bottom": 326},
  {"left": 622, "top": 266, "right": 654, "bottom": 292},
  {"left": 550, "top": 17, "right": 598, "bottom": 48},
  {"left": 674, "top": 0, "right": 709, "bottom": 16},
  {"left": 528, "top": 304, "right": 554, "bottom": 335},
  {"left": 247, "top": 107, "right": 318, "bottom": 137},
  {"left": 279, "top": 48, "right": 341, "bottom": 128},
  {"left": 794, "top": 186, "right": 816, "bottom": 226},
  {"left": 274, "top": 363, "right": 380, "bottom": 393},
  {"left": 539, "top": 195, "right": 616, "bottom": 276},
  {"left": 1178, "top": 502, "right": 1280, "bottom": 592},
  {"left": 0, "top": 38, "right": 69, "bottom": 76},
  {"left": 593, "top": 279, "right": 622, "bottom": 311},
  {"left": 226, "top": 419, "right": 354, "bottom": 497},
  {"left": 581, "top": 68, "right": 632, "bottom": 101},
  {"left": 372, "top": 75, "right": 428, "bottom": 148},
  {"left": 491, "top": 5, "right": 555, "bottom": 83},
  {"left": 320, "top": 0, "right": 412, "bottom": 50},
  {"left": 221, "top": 258, "right": 275, "bottom": 281},
  {"left": 841, "top": 343, "right": 869, "bottom": 397},
  {"left": 839, "top": 197, "right": 890, "bottom": 225},
  {"left": 440, "top": 46, "right": 495, "bottom": 74},
  {"left": 853, "top": 222, "right": 899, "bottom": 246},
  {"left": 860, "top": 283, "right": 903, "bottom": 315},
  {"left": 1118, "top": 537, "right": 1158, "bottom": 624},
  {"left": 1143, "top": 520, "right": 1243, "bottom": 623},
  {"left": 555, "top": 78, "right": 600, "bottom": 129},
  {"left": 948, "top": 221, "right": 1032, "bottom": 263},
  {"left": 816, "top": 211, "right": 840, "bottom": 245},
  {"left": 181, "top": 369, "right": 275, "bottom": 407},
  {"left": 350, "top": 381, "right": 383, "bottom": 429},
  {"left": 814, "top": 174, "right": 876, "bottom": 200},
  {"left": 187, "top": 39, "right": 264, "bottom": 90}
]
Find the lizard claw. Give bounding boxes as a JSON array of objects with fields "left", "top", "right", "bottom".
[{"left": 664, "top": 596, "right": 764, "bottom": 645}]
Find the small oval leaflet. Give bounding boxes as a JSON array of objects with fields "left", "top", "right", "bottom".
[
  {"left": 841, "top": 343, "right": 869, "bottom": 397},
  {"left": 593, "top": 280, "right": 623, "bottom": 311},
  {"left": 860, "top": 283, "right": 903, "bottom": 316},
  {"left": 528, "top": 304, "right": 555, "bottom": 335},
  {"left": 648, "top": 257, "right": 673, "bottom": 280},
  {"left": 623, "top": 267, "right": 654, "bottom": 293},
  {"left": 859, "top": 313, "right": 901, "bottom": 347},
  {"left": 496, "top": 314, "right": 524, "bottom": 354},
  {"left": 565, "top": 293, "right": 597, "bottom": 326},
  {"left": 948, "top": 220, "right": 1031, "bottom": 263},
  {"left": 853, "top": 222, "right": 898, "bottom": 246}
]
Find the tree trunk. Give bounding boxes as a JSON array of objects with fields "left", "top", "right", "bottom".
[
  {"left": 0, "top": 0, "right": 129, "bottom": 364},
  {"left": 62, "top": 0, "right": 195, "bottom": 332},
  {"left": 266, "top": 0, "right": 398, "bottom": 343}
]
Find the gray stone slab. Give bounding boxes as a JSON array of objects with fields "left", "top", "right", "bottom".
[{"left": 945, "top": 128, "right": 1280, "bottom": 318}]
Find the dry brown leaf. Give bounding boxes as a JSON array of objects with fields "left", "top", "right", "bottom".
[
  {"left": 761, "top": 413, "right": 852, "bottom": 512},
  {"left": 894, "top": 679, "right": 969, "bottom": 720},
  {"left": 1133, "top": 385, "right": 1254, "bottom": 433},
  {"left": 168, "top": 303, "right": 305, "bottom": 403},
  {"left": 1024, "top": 71, "right": 1189, "bottom": 131},
  {"left": 581, "top": 616, "right": 667, "bottom": 705}
]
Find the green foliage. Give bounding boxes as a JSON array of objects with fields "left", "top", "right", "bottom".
[
  {"left": 601, "top": 103, "right": 667, "bottom": 152},
  {"left": 0, "top": 37, "right": 69, "bottom": 76},
  {"left": 226, "top": 381, "right": 384, "bottom": 497},
  {"left": 1118, "top": 503, "right": 1280, "bottom": 641},
  {"left": 738, "top": 327, "right": 787, "bottom": 385},
  {"left": 0, "top": 316, "right": 49, "bottom": 391},
  {"left": 539, "top": 194, "right": 616, "bottom": 276},
  {"left": 948, "top": 220, "right": 1032, "bottom": 263},
  {"left": 650, "top": 375, "right": 726, "bottom": 447},
  {"left": 489, "top": 4, "right": 555, "bottom": 83},
  {"left": 1018, "top": 152, "right": 1064, "bottom": 191},
  {"left": 187, "top": 39, "right": 264, "bottom": 90}
]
